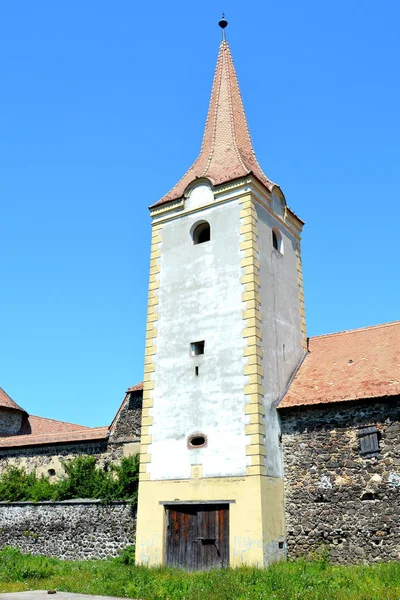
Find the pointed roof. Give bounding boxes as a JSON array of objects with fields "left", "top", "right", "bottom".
[
  {"left": 0, "top": 387, "right": 26, "bottom": 413},
  {"left": 153, "top": 40, "right": 277, "bottom": 207}
]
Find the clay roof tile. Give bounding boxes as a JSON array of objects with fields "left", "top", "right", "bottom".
[
  {"left": 0, "top": 387, "right": 26, "bottom": 414},
  {"left": 280, "top": 321, "right": 400, "bottom": 409},
  {"left": 153, "top": 40, "right": 277, "bottom": 207}
]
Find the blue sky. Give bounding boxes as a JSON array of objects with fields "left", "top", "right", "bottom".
[{"left": 1, "top": 1, "right": 399, "bottom": 427}]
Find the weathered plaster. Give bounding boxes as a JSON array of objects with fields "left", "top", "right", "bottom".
[
  {"left": 149, "top": 198, "right": 247, "bottom": 480},
  {"left": 256, "top": 202, "right": 304, "bottom": 478}
]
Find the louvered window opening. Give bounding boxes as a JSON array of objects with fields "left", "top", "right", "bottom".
[{"left": 357, "top": 426, "right": 380, "bottom": 456}]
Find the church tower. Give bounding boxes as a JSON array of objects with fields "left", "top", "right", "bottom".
[{"left": 136, "top": 20, "right": 306, "bottom": 569}]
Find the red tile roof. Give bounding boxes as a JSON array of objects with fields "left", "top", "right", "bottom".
[
  {"left": 0, "top": 427, "right": 109, "bottom": 449},
  {"left": 127, "top": 382, "right": 144, "bottom": 392},
  {"left": 0, "top": 387, "right": 26, "bottom": 413},
  {"left": 26, "top": 415, "right": 91, "bottom": 435},
  {"left": 154, "top": 40, "right": 278, "bottom": 207},
  {"left": 280, "top": 321, "right": 400, "bottom": 409}
]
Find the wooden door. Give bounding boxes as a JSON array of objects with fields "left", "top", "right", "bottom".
[{"left": 166, "top": 504, "right": 229, "bottom": 570}]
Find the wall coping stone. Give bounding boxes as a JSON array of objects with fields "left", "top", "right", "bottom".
[{"left": 0, "top": 499, "right": 131, "bottom": 506}]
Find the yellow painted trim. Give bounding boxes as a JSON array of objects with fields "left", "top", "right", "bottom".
[
  {"left": 246, "top": 444, "right": 267, "bottom": 456},
  {"left": 246, "top": 374, "right": 263, "bottom": 386},
  {"left": 245, "top": 392, "right": 264, "bottom": 405},
  {"left": 242, "top": 326, "right": 262, "bottom": 339},
  {"left": 240, "top": 256, "right": 259, "bottom": 268},
  {"left": 245, "top": 423, "right": 266, "bottom": 435},
  {"left": 240, "top": 198, "right": 267, "bottom": 477},
  {"left": 138, "top": 224, "right": 164, "bottom": 479},
  {"left": 241, "top": 274, "right": 261, "bottom": 286},
  {"left": 246, "top": 354, "right": 262, "bottom": 366},
  {"left": 136, "top": 476, "right": 285, "bottom": 567},
  {"left": 244, "top": 403, "right": 265, "bottom": 416},
  {"left": 246, "top": 465, "right": 267, "bottom": 476},
  {"left": 240, "top": 240, "right": 259, "bottom": 252},
  {"left": 142, "top": 398, "right": 154, "bottom": 409},
  {"left": 242, "top": 231, "right": 259, "bottom": 243},
  {"left": 250, "top": 434, "right": 265, "bottom": 446},
  {"left": 247, "top": 411, "right": 264, "bottom": 425},
  {"left": 296, "top": 243, "right": 307, "bottom": 351},
  {"left": 242, "top": 291, "right": 261, "bottom": 303},
  {"left": 141, "top": 435, "right": 152, "bottom": 445},
  {"left": 243, "top": 345, "right": 262, "bottom": 358},
  {"left": 244, "top": 364, "right": 264, "bottom": 376}
]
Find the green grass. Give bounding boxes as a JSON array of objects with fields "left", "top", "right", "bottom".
[{"left": 0, "top": 547, "right": 399, "bottom": 600}]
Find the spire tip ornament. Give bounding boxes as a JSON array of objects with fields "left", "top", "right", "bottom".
[{"left": 218, "top": 13, "right": 228, "bottom": 39}]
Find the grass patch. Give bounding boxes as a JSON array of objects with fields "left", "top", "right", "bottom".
[{"left": 0, "top": 547, "right": 399, "bottom": 600}]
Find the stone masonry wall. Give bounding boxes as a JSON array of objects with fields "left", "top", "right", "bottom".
[
  {"left": 0, "top": 500, "right": 136, "bottom": 560},
  {"left": 0, "top": 441, "right": 115, "bottom": 478},
  {"left": 109, "top": 391, "right": 142, "bottom": 442},
  {"left": 0, "top": 391, "right": 143, "bottom": 478},
  {"left": 0, "top": 409, "right": 23, "bottom": 435},
  {"left": 281, "top": 398, "right": 400, "bottom": 563}
]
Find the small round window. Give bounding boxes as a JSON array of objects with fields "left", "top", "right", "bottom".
[
  {"left": 188, "top": 433, "right": 207, "bottom": 448},
  {"left": 192, "top": 221, "right": 210, "bottom": 245}
]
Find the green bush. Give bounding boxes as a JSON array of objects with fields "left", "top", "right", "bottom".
[
  {"left": 0, "top": 455, "right": 139, "bottom": 503},
  {"left": 118, "top": 545, "right": 135, "bottom": 565}
]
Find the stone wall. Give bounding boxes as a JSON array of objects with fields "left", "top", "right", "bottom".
[
  {"left": 280, "top": 398, "right": 400, "bottom": 563},
  {"left": 0, "top": 441, "right": 113, "bottom": 478},
  {"left": 109, "top": 391, "right": 142, "bottom": 443},
  {"left": 0, "top": 500, "right": 136, "bottom": 560},
  {"left": 0, "top": 408, "right": 23, "bottom": 435},
  {"left": 0, "top": 390, "right": 143, "bottom": 478}
]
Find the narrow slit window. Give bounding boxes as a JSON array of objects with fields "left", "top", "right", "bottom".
[
  {"left": 272, "top": 228, "right": 283, "bottom": 254},
  {"left": 195, "top": 366, "right": 199, "bottom": 376},
  {"left": 191, "top": 341, "right": 205, "bottom": 356}
]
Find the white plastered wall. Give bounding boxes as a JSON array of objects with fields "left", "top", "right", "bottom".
[{"left": 148, "top": 197, "right": 248, "bottom": 480}]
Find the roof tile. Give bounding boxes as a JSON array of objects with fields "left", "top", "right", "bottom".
[
  {"left": 153, "top": 41, "right": 277, "bottom": 207},
  {"left": 0, "top": 387, "right": 26, "bottom": 413},
  {"left": 280, "top": 321, "right": 400, "bottom": 408}
]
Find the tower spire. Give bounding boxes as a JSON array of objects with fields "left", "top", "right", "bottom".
[{"left": 154, "top": 34, "right": 277, "bottom": 207}]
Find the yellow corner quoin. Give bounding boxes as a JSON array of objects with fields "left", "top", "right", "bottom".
[
  {"left": 135, "top": 476, "right": 284, "bottom": 567},
  {"left": 240, "top": 197, "right": 267, "bottom": 480},
  {"left": 139, "top": 223, "right": 163, "bottom": 481},
  {"left": 296, "top": 244, "right": 307, "bottom": 350}
]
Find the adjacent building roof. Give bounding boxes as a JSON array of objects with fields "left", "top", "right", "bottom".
[
  {"left": 0, "top": 394, "right": 108, "bottom": 449},
  {"left": 0, "top": 387, "right": 26, "bottom": 414},
  {"left": 154, "top": 40, "right": 277, "bottom": 207},
  {"left": 0, "top": 426, "right": 109, "bottom": 449},
  {"left": 280, "top": 321, "right": 400, "bottom": 409},
  {"left": 23, "top": 415, "right": 91, "bottom": 436},
  {"left": 127, "top": 383, "right": 144, "bottom": 392}
]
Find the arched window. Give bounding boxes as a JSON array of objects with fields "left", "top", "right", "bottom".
[
  {"left": 272, "top": 230, "right": 279, "bottom": 250},
  {"left": 192, "top": 221, "right": 210, "bottom": 245},
  {"left": 272, "top": 228, "right": 283, "bottom": 254}
]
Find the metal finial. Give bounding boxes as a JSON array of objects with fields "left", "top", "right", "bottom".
[{"left": 218, "top": 13, "right": 228, "bottom": 39}]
